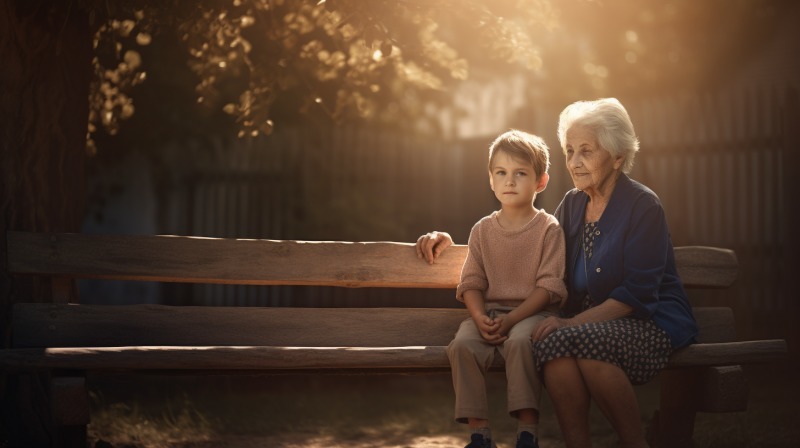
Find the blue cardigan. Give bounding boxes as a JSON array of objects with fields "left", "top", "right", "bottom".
[{"left": 555, "top": 174, "right": 698, "bottom": 348}]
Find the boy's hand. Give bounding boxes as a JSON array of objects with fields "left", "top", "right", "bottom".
[
  {"left": 475, "top": 315, "right": 507, "bottom": 345},
  {"left": 415, "top": 231, "right": 453, "bottom": 264},
  {"left": 493, "top": 314, "right": 513, "bottom": 337}
]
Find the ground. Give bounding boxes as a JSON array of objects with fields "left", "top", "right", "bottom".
[{"left": 84, "top": 360, "right": 800, "bottom": 448}]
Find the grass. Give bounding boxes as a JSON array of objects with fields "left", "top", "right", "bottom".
[{"left": 86, "top": 361, "right": 799, "bottom": 448}]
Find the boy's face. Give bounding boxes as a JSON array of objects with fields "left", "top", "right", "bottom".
[{"left": 489, "top": 151, "right": 548, "bottom": 209}]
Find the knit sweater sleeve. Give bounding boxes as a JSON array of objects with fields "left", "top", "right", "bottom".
[
  {"left": 536, "top": 220, "right": 568, "bottom": 305},
  {"left": 455, "top": 221, "right": 488, "bottom": 301}
]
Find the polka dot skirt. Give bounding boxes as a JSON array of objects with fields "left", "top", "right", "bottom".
[{"left": 533, "top": 318, "right": 672, "bottom": 385}]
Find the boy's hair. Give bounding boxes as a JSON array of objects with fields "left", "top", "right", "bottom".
[{"left": 488, "top": 129, "right": 550, "bottom": 179}]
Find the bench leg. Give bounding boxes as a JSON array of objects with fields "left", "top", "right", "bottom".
[
  {"left": 1, "top": 373, "right": 89, "bottom": 448},
  {"left": 654, "top": 368, "right": 701, "bottom": 447},
  {"left": 51, "top": 376, "right": 90, "bottom": 448}
]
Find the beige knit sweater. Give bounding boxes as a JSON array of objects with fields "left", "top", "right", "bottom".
[{"left": 456, "top": 209, "right": 567, "bottom": 308}]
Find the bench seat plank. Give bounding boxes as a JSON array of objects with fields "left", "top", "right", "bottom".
[
  {"left": 7, "top": 232, "right": 736, "bottom": 289},
  {"left": 667, "top": 339, "right": 787, "bottom": 367},
  {"left": 0, "top": 340, "right": 786, "bottom": 372}
]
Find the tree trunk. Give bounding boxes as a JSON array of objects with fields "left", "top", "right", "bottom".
[{"left": 1, "top": 1, "right": 93, "bottom": 445}]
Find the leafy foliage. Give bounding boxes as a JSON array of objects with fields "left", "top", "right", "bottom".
[{"left": 86, "top": 0, "right": 555, "bottom": 149}]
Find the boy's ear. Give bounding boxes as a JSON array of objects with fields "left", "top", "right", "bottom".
[
  {"left": 536, "top": 172, "right": 550, "bottom": 193},
  {"left": 488, "top": 170, "right": 496, "bottom": 191}
]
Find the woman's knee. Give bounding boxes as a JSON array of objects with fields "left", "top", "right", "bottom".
[{"left": 541, "top": 357, "right": 579, "bottom": 382}]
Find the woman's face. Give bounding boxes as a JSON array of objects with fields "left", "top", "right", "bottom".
[{"left": 565, "top": 125, "right": 622, "bottom": 195}]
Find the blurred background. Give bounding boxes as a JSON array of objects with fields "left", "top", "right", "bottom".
[{"left": 74, "top": 0, "right": 799, "bottom": 358}]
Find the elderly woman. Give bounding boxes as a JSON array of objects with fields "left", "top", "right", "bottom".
[{"left": 417, "top": 98, "right": 697, "bottom": 448}]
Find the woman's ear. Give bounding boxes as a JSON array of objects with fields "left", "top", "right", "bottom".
[
  {"left": 614, "top": 156, "right": 624, "bottom": 170},
  {"left": 536, "top": 172, "right": 550, "bottom": 193}
]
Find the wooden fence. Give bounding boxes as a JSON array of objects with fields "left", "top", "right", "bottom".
[
  {"left": 147, "top": 86, "right": 797, "bottom": 349},
  {"left": 628, "top": 86, "right": 798, "bottom": 349}
]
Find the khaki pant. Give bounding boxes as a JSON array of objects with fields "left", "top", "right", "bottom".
[{"left": 446, "top": 309, "right": 554, "bottom": 423}]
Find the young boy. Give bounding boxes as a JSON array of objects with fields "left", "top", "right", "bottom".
[{"left": 448, "top": 130, "right": 567, "bottom": 448}]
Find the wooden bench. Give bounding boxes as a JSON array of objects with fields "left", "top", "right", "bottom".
[{"left": 1, "top": 231, "right": 789, "bottom": 447}]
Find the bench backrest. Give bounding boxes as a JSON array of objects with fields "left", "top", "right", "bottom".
[
  {"left": 6, "top": 231, "right": 738, "bottom": 289},
  {"left": 10, "top": 304, "right": 738, "bottom": 349},
  {"left": 6, "top": 231, "right": 740, "bottom": 348}
]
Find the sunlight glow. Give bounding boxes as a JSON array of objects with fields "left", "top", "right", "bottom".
[{"left": 135, "top": 32, "right": 152, "bottom": 46}]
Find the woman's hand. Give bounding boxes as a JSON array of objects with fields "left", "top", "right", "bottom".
[
  {"left": 532, "top": 316, "right": 572, "bottom": 342},
  {"left": 415, "top": 231, "right": 453, "bottom": 264}
]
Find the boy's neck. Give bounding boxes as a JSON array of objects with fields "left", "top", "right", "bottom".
[{"left": 497, "top": 206, "right": 538, "bottom": 230}]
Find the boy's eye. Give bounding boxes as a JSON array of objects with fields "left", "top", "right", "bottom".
[
  {"left": 496, "top": 170, "right": 506, "bottom": 175},
  {"left": 515, "top": 171, "right": 527, "bottom": 177}
]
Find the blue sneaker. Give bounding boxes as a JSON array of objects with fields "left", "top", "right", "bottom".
[
  {"left": 516, "top": 430, "right": 539, "bottom": 448},
  {"left": 465, "top": 433, "right": 495, "bottom": 448}
]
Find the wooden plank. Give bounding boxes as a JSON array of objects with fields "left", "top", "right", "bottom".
[
  {"left": 692, "top": 307, "right": 736, "bottom": 343},
  {"left": 697, "top": 365, "right": 748, "bottom": 413},
  {"left": 12, "top": 304, "right": 468, "bottom": 348},
  {"left": 51, "top": 377, "right": 90, "bottom": 426},
  {"left": 0, "top": 346, "right": 452, "bottom": 372},
  {"left": 11, "top": 304, "right": 738, "bottom": 349},
  {"left": 8, "top": 232, "right": 735, "bottom": 289},
  {"left": 667, "top": 340, "right": 787, "bottom": 367},
  {"left": 0, "top": 340, "right": 786, "bottom": 372},
  {"left": 674, "top": 246, "right": 737, "bottom": 288},
  {"left": 11, "top": 303, "right": 748, "bottom": 349},
  {"left": 6, "top": 231, "right": 467, "bottom": 288}
]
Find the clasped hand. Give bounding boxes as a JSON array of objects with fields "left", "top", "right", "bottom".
[{"left": 475, "top": 314, "right": 509, "bottom": 345}]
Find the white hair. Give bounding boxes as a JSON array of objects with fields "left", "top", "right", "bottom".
[{"left": 557, "top": 98, "right": 640, "bottom": 173}]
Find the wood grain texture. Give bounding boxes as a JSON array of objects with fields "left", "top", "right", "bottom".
[
  {"left": 667, "top": 340, "right": 788, "bottom": 367},
  {"left": 11, "top": 304, "right": 736, "bottom": 348},
  {"left": 692, "top": 307, "right": 736, "bottom": 343},
  {"left": 0, "top": 346, "right": 452, "bottom": 371},
  {"left": 673, "top": 246, "right": 738, "bottom": 288},
  {"left": 12, "top": 304, "right": 468, "bottom": 348},
  {"left": 6, "top": 231, "right": 467, "bottom": 288},
  {"left": 696, "top": 365, "right": 748, "bottom": 412},
  {"left": 7, "top": 232, "right": 735, "bottom": 289},
  {"left": 0, "top": 340, "right": 787, "bottom": 372}
]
